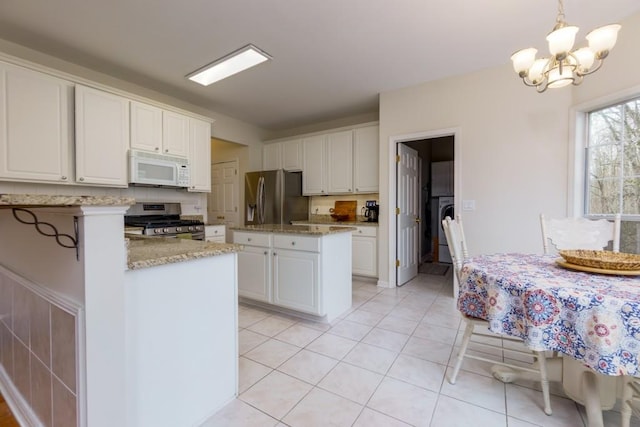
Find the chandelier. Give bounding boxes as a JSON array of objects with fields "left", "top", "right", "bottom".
[{"left": 510, "top": 0, "right": 621, "bottom": 92}]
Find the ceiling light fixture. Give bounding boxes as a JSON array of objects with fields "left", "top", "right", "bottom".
[
  {"left": 187, "top": 44, "right": 272, "bottom": 86},
  {"left": 510, "top": 0, "right": 620, "bottom": 93}
]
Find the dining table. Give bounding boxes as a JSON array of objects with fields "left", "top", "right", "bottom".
[{"left": 458, "top": 253, "right": 640, "bottom": 427}]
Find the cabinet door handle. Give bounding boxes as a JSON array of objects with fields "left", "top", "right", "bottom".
[
  {"left": 348, "top": 189, "right": 351, "bottom": 192},
  {"left": 247, "top": 238, "right": 252, "bottom": 242},
  {"left": 358, "top": 230, "right": 362, "bottom": 233},
  {"left": 264, "top": 251, "right": 268, "bottom": 255},
  {"left": 164, "top": 149, "right": 169, "bottom": 153},
  {"left": 155, "top": 147, "right": 160, "bottom": 151},
  {"left": 291, "top": 241, "right": 296, "bottom": 246},
  {"left": 273, "top": 252, "right": 277, "bottom": 256},
  {"left": 79, "top": 177, "right": 84, "bottom": 182},
  {"left": 61, "top": 176, "right": 67, "bottom": 181},
  {"left": 356, "top": 188, "right": 359, "bottom": 191}
]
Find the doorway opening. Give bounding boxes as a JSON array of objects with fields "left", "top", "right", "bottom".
[
  {"left": 393, "top": 132, "right": 455, "bottom": 286},
  {"left": 208, "top": 138, "right": 249, "bottom": 233}
]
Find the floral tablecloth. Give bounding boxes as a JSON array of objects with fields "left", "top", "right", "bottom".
[{"left": 458, "top": 253, "right": 640, "bottom": 376}]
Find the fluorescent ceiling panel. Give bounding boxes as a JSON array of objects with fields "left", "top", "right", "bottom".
[{"left": 187, "top": 44, "right": 272, "bottom": 86}]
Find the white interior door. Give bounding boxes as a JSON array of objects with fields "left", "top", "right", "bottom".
[
  {"left": 397, "top": 143, "right": 420, "bottom": 285},
  {"left": 209, "top": 160, "right": 239, "bottom": 227}
]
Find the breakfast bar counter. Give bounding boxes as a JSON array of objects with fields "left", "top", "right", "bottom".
[
  {"left": 0, "top": 195, "right": 239, "bottom": 427},
  {"left": 126, "top": 235, "right": 241, "bottom": 269}
]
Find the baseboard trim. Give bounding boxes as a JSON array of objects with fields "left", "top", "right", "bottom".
[{"left": 0, "top": 365, "right": 40, "bottom": 427}]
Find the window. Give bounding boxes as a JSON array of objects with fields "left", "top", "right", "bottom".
[{"left": 585, "top": 96, "right": 640, "bottom": 253}]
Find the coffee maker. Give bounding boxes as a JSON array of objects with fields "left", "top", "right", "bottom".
[{"left": 364, "top": 200, "right": 379, "bottom": 222}]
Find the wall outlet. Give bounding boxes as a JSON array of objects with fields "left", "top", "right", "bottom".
[{"left": 462, "top": 200, "right": 476, "bottom": 211}]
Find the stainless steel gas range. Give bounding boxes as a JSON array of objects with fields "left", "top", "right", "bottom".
[{"left": 124, "top": 202, "right": 205, "bottom": 240}]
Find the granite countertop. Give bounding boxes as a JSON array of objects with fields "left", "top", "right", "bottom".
[
  {"left": 126, "top": 235, "right": 242, "bottom": 270},
  {"left": 292, "top": 215, "right": 379, "bottom": 227},
  {"left": 0, "top": 194, "right": 135, "bottom": 208},
  {"left": 231, "top": 224, "right": 356, "bottom": 235}
]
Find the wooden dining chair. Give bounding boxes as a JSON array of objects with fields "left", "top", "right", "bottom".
[
  {"left": 540, "top": 213, "right": 621, "bottom": 254},
  {"left": 444, "top": 215, "right": 552, "bottom": 416},
  {"left": 621, "top": 376, "right": 640, "bottom": 427}
]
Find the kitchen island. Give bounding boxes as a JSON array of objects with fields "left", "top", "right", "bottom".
[
  {"left": 231, "top": 224, "right": 354, "bottom": 322},
  {"left": 0, "top": 194, "right": 241, "bottom": 427}
]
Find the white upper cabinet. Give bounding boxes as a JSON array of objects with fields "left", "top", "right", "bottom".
[
  {"left": 162, "top": 110, "right": 190, "bottom": 157},
  {"left": 130, "top": 101, "right": 162, "bottom": 153},
  {"left": 262, "top": 139, "right": 303, "bottom": 171},
  {"left": 282, "top": 139, "right": 303, "bottom": 171},
  {"left": 188, "top": 118, "right": 211, "bottom": 192},
  {"left": 263, "top": 142, "right": 282, "bottom": 170},
  {"left": 131, "top": 102, "right": 193, "bottom": 158},
  {"left": 353, "top": 125, "right": 379, "bottom": 193},
  {"left": 0, "top": 61, "right": 73, "bottom": 184},
  {"left": 302, "top": 135, "right": 327, "bottom": 195},
  {"left": 75, "top": 85, "right": 129, "bottom": 187},
  {"left": 281, "top": 123, "right": 378, "bottom": 196},
  {"left": 326, "top": 130, "right": 353, "bottom": 194}
]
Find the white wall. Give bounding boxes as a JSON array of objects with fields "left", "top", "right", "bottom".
[{"left": 377, "top": 11, "right": 640, "bottom": 286}]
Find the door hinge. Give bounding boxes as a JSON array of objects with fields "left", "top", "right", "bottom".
[
  {"left": 235, "top": 169, "right": 238, "bottom": 175},
  {"left": 396, "top": 259, "right": 400, "bottom": 267},
  {"left": 396, "top": 155, "right": 400, "bottom": 163},
  {"left": 396, "top": 207, "right": 400, "bottom": 215},
  {"left": 235, "top": 206, "right": 238, "bottom": 212}
]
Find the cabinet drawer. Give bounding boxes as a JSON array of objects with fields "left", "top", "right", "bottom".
[
  {"left": 273, "top": 235, "right": 320, "bottom": 252},
  {"left": 205, "top": 225, "right": 225, "bottom": 237},
  {"left": 352, "top": 226, "right": 377, "bottom": 237},
  {"left": 205, "top": 236, "right": 225, "bottom": 243},
  {"left": 233, "top": 231, "right": 271, "bottom": 247}
]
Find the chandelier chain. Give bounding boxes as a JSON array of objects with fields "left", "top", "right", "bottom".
[{"left": 556, "top": 0, "right": 565, "bottom": 25}]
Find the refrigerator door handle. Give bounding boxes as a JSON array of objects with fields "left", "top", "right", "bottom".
[{"left": 257, "top": 176, "right": 266, "bottom": 224}]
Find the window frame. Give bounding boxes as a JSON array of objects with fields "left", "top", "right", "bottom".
[{"left": 569, "top": 85, "right": 640, "bottom": 222}]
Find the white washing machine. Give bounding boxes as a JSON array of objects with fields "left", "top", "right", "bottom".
[{"left": 438, "top": 196, "right": 455, "bottom": 263}]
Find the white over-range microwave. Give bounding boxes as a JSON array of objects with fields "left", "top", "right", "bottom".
[{"left": 129, "top": 150, "right": 190, "bottom": 188}]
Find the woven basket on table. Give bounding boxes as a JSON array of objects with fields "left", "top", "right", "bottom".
[{"left": 558, "top": 250, "right": 640, "bottom": 271}]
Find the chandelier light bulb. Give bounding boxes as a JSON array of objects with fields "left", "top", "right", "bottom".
[
  {"left": 510, "top": 0, "right": 621, "bottom": 93},
  {"left": 586, "top": 24, "right": 621, "bottom": 57},
  {"left": 511, "top": 48, "right": 538, "bottom": 75},
  {"left": 546, "top": 25, "right": 579, "bottom": 57},
  {"left": 573, "top": 47, "right": 595, "bottom": 72},
  {"left": 528, "top": 58, "right": 549, "bottom": 84}
]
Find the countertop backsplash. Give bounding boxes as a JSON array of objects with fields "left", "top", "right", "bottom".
[{"left": 309, "top": 194, "right": 379, "bottom": 218}]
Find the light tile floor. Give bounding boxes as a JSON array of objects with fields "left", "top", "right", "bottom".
[{"left": 203, "top": 270, "right": 640, "bottom": 427}]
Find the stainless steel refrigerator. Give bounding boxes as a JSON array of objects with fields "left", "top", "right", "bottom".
[{"left": 245, "top": 170, "right": 309, "bottom": 225}]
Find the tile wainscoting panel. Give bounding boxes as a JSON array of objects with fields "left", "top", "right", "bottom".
[{"left": 0, "top": 266, "right": 82, "bottom": 427}]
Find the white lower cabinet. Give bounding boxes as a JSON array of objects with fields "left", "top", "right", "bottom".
[
  {"left": 204, "top": 224, "right": 225, "bottom": 243},
  {"left": 273, "top": 248, "right": 319, "bottom": 314},
  {"left": 237, "top": 245, "right": 272, "bottom": 302},
  {"left": 233, "top": 230, "right": 352, "bottom": 321},
  {"left": 352, "top": 226, "right": 378, "bottom": 277}
]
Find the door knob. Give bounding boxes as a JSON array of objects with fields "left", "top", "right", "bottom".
[{"left": 415, "top": 217, "right": 421, "bottom": 223}]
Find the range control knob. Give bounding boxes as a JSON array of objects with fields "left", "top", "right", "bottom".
[
  {"left": 163, "top": 228, "right": 169, "bottom": 233},
  {"left": 176, "top": 227, "right": 183, "bottom": 232},
  {"left": 154, "top": 228, "right": 163, "bottom": 234},
  {"left": 188, "top": 226, "right": 195, "bottom": 232}
]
